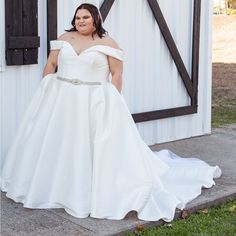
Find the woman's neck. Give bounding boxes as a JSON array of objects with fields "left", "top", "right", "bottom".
[{"left": 76, "top": 31, "right": 97, "bottom": 40}]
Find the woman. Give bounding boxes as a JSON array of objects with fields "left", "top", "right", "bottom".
[{"left": 1, "top": 3, "right": 221, "bottom": 222}]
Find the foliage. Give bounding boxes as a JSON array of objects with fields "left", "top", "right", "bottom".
[
  {"left": 226, "top": 0, "right": 236, "bottom": 9},
  {"left": 125, "top": 200, "right": 236, "bottom": 236}
]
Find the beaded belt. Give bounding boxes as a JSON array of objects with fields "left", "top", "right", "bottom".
[{"left": 57, "top": 76, "right": 102, "bottom": 85}]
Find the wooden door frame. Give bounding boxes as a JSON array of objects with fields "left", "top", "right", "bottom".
[
  {"left": 47, "top": 0, "right": 57, "bottom": 53},
  {"left": 47, "top": 0, "right": 201, "bottom": 123}
]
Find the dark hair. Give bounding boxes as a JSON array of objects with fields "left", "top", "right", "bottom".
[{"left": 66, "top": 3, "right": 107, "bottom": 38}]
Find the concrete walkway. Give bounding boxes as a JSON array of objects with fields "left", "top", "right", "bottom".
[{"left": 1, "top": 124, "right": 236, "bottom": 236}]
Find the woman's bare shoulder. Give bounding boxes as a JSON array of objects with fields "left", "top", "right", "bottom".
[
  {"left": 57, "top": 32, "right": 75, "bottom": 41},
  {"left": 100, "top": 35, "right": 121, "bottom": 50}
]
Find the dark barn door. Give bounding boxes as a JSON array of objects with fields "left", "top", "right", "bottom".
[
  {"left": 5, "top": 0, "right": 40, "bottom": 65},
  {"left": 47, "top": 0, "right": 201, "bottom": 123}
]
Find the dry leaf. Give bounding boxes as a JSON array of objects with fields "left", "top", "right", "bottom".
[
  {"left": 181, "top": 209, "right": 189, "bottom": 219},
  {"left": 199, "top": 208, "right": 209, "bottom": 214},
  {"left": 135, "top": 224, "right": 145, "bottom": 232}
]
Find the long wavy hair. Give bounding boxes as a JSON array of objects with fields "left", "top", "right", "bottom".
[{"left": 66, "top": 3, "right": 107, "bottom": 38}]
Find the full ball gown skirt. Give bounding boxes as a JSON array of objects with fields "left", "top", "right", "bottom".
[{"left": 0, "top": 40, "right": 222, "bottom": 222}]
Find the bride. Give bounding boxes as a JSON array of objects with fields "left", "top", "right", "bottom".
[{"left": 0, "top": 3, "right": 221, "bottom": 222}]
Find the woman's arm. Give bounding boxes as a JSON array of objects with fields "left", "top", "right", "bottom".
[
  {"left": 42, "top": 33, "right": 71, "bottom": 78},
  {"left": 108, "top": 56, "right": 123, "bottom": 93},
  {"left": 42, "top": 50, "right": 59, "bottom": 78},
  {"left": 104, "top": 36, "right": 123, "bottom": 93}
]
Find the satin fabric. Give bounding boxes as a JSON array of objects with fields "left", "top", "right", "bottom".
[{"left": 1, "top": 40, "right": 221, "bottom": 221}]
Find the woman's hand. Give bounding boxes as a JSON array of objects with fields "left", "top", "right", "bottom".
[
  {"left": 42, "top": 50, "right": 59, "bottom": 78},
  {"left": 111, "top": 74, "right": 122, "bottom": 93}
]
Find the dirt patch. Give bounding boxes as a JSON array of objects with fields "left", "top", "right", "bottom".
[
  {"left": 212, "top": 15, "right": 236, "bottom": 63},
  {"left": 212, "top": 15, "right": 236, "bottom": 127},
  {"left": 212, "top": 63, "right": 236, "bottom": 99},
  {"left": 212, "top": 15, "right": 236, "bottom": 94}
]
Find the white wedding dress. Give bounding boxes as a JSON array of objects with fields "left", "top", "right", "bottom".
[{"left": 1, "top": 40, "right": 221, "bottom": 222}]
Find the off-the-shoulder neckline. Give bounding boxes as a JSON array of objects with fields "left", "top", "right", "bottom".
[{"left": 51, "top": 40, "right": 123, "bottom": 57}]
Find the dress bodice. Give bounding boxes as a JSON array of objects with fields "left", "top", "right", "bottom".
[
  {"left": 1, "top": 39, "right": 221, "bottom": 224},
  {"left": 50, "top": 40, "right": 124, "bottom": 83}
]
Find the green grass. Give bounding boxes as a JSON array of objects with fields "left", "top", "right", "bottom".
[
  {"left": 125, "top": 200, "right": 236, "bottom": 236},
  {"left": 211, "top": 60, "right": 236, "bottom": 127},
  {"left": 211, "top": 98, "right": 236, "bottom": 128}
]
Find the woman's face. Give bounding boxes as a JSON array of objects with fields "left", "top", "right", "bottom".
[{"left": 75, "top": 9, "right": 95, "bottom": 35}]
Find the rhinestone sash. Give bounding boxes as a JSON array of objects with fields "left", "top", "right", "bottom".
[{"left": 57, "top": 76, "right": 102, "bottom": 85}]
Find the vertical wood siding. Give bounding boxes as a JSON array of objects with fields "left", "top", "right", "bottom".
[
  {"left": 0, "top": 0, "right": 47, "bottom": 165},
  {"left": 5, "top": 0, "right": 40, "bottom": 65},
  {"left": 57, "top": 0, "right": 212, "bottom": 144},
  {"left": 1, "top": 0, "right": 212, "bottom": 164}
]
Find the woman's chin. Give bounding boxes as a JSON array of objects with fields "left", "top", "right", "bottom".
[{"left": 78, "top": 29, "right": 91, "bottom": 35}]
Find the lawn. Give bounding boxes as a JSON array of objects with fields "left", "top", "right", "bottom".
[
  {"left": 212, "top": 97, "right": 236, "bottom": 128},
  {"left": 125, "top": 199, "right": 236, "bottom": 236},
  {"left": 212, "top": 15, "right": 236, "bottom": 127},
  {"left": 211, "top": 63, "right": 236, "bottom": 128}
]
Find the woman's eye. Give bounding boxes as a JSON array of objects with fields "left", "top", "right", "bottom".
[{"left": 75, "top": 16, "right": 90, "bottom": 20}]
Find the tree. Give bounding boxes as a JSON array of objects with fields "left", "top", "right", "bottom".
[{"left": 226, "top": 0, "right": 236, "bottom": 9}]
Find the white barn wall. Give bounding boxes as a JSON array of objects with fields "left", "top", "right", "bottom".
[
  {"left": 1, "top": 0, "right": 212, "bottom": 164},
  {"left": 0, "top": 0, "right": 48, "bottom": 164},
  {"left": 58, "top": 0, "right": 212, "bottom": 145}
]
